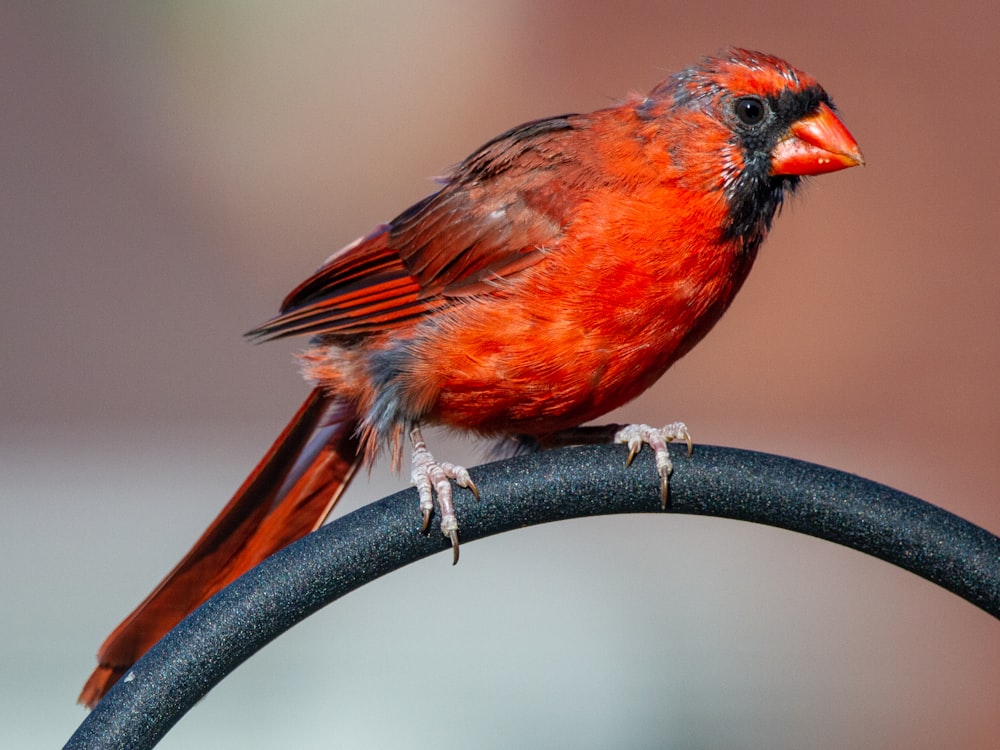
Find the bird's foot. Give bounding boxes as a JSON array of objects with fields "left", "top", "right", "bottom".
[
  {"left": 614, "top": 422, "right": 693, "bottom": 508},
  {"left": 409, "top": 425, "right": 479, "bottom": 564}
]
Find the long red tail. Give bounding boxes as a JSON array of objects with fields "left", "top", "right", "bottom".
[{"left": 79, "top": 388, "right": 361, "bottom": 708}]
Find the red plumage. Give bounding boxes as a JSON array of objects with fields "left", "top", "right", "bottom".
[{"left": 80, "top": 48, "right": 862, "bottom": 708}]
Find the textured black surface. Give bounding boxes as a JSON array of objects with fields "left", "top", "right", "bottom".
[{"left": 65, "top": 444, "right": 1000, "bottom": 749}]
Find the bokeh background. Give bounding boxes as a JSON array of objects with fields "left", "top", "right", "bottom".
[{"left": 3, "top": 2, "right": 998, "bottom": 748}]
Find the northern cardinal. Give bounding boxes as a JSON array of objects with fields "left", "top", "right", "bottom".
[{"left": 80, "top": 48, "right": 862, "bottom": 708}]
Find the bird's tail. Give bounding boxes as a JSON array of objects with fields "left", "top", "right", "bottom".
[{"left": 78, "top": 388, "right": 361, "bottom": 708}]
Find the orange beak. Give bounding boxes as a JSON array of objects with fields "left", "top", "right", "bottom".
[{"left": 771, "top": 102, "right": 864, "bottom": 176}]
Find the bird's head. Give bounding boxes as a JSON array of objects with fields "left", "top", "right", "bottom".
[{"left": 644, "top": 48, "right": 864, "bottom": 246}]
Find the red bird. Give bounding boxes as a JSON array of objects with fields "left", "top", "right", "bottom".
[{"left": 80, "top": 48, "right": 862, "bottom": 708}]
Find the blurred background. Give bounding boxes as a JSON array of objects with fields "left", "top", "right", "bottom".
[{"left": 2, "top": 2, "right": 997, "bottom": 748}]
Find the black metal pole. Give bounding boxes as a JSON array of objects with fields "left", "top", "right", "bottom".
[{"left": 65, "top": 443, "right": 1000, "bottom": 749}]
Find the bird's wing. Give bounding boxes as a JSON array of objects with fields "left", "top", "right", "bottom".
[{"left": 247, "top": 115, "right": 590, "bottom": 340}]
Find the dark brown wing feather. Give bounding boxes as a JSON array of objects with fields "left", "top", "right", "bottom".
[
  {"left": 248, "top": 115, "right": 590, "bottom": 342},
  {"left": 248, "top": 227, "right": 436, "bottom": 339}
]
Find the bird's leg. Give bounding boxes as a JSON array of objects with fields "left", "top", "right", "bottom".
[
  {"left": 409, "top": 424, "right": 479, "bottom": 564},
  {"left": 542, "top": 422, "right": 692, "bottom": 508}
]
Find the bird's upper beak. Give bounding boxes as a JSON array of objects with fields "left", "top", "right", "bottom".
[{"left": 771, "top": 102, "right": 864, "bottom": 176}]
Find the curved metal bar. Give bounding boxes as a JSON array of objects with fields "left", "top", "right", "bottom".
[{"left": 64, "top": 444, "right": 1000, "bottom": 749}]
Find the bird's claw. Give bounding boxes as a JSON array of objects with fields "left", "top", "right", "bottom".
[
  {"left": 410, "top": 425, "right": 476, "bottom": 564},
  {"left": 614, "top": 422, "right": 692, "bottom": 508}
]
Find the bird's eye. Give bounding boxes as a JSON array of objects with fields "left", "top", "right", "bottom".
[{"left": 734, "top": 96, "right": 767, "bottom": 126}]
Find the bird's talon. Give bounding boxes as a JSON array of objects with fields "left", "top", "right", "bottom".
[
  {"left": 465, "top": 478, "right": 480, "bottom": 501},
  {"left": 626, "top": 443, "right": 639, "bottom": 466},
  {"left": 449, "top": 530, "right": 460, "bottom": 565}
]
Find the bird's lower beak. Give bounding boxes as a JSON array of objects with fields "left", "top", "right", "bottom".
[{"left": 771, "top": 102, "right": 865, "bottom": 176}]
